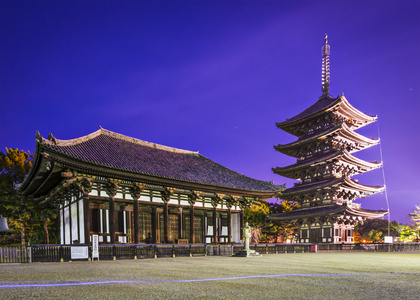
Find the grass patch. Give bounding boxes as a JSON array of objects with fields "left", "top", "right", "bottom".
[{"left": 0, "top": 252, "right": 419, "bottom": 299}]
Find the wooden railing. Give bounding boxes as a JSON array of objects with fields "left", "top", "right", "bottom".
[
  {"left": 0, "top": 246, "right": 30, "bottom": 263},
  {"left": 1, "top": 242, "right": 419, "bottom": 263}
]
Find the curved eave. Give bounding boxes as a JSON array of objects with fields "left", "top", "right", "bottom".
[
  {"left": 274, "top": 122, "right": 379, "bottom": 158},
  {"left": 346, "top": 206, "right": 388, "bottom": 219},
  {"left": 277, "top": 95, "right": 340, "bottom": 135},
  {"left": 19, "top": 140, "right": 50, "bottom": 195},
  {"left": 273, "top": 150, "right": 341, "bottom": 178},
  {"left": 281, "top": 176, "right": 383, "bottom": 198},
  {"left": 267, "top": 204, "right": 387, "bottom": 221},
  {"left": 268, "top": 204, "right": 346, "bottom": 221},
  {"left": 341, "top": 177, "right": 384, "bottom": 195},
  {"left": 341, "top": 150, "right": 382, "bottom": 171},
  {"left": 337, "top": 95, "right": 377, "bottom": 128},
  {"left": 273, "top": 149, "right": 381, "bottom": 179},
  {"left": 339, "top": 122, "right": 380, "bottom": 151},
  {"left": 277, "top": 95, "right": 377, "bottom": 136},
  {"left": 274, "top": 123, "right": 342, "bottom": 157},
  {"left": 281, "top": 177, "right": 343, "bottom": 197}
]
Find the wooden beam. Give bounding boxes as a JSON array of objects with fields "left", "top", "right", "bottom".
[
  {"left": 83, "top": 195, "right": 90, "bottom": 244},
  {"left": 213, "top": 206, "right": 218, "bottom": 244},
  {"left": 163, "top": 202, "right": 169, "bottom": 244},
  {"left": 133, "top": 199, "right": 139, "bottom": 244},
  {"left": 109, "top": 197, "right": 115, "bottom": 244},
  {"left": 227, "top": 208, "right": 232, "bottom": 244},
  {"left": 190, "top": 205, "right": 195, "bottom": 244}
]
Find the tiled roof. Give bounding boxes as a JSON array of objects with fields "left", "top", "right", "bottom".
[
  {"left": 273, "top": 149, "right": 381, "bottom": 179},
  {"left": 278, "top": 95, "right": 338, "bottom": 126},
  {"left": 276, "top": 94, "right": 377, "bottom": 136},
  {"left": 267, "top": 204, "right": 387, "bottom": 221},
  {"left": 39, "top": 128, "right": 282, "bottom": 193},
  {"left": 268, "top": 205, "right": 346, "bottom": 220},
  {"left": 280, "top": 176, "right": 384, "bottom": 197}
]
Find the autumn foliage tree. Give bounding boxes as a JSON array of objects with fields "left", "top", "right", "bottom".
[
  {"left": 244, "top": 200, "right": 299, "bottom": 243},
  {"left": 0, "top": 148, "right": 58, "bottom": 245},
  {"left": 0, "top": 148, "right": 34, "bottom": 245}
]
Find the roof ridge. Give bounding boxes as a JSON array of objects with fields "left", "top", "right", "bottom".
[
  {"left": 38, "top": 129, "right": 103, "bottom": 146},
  {"left": 39, "top": 127, "right": 199, "bottom": 155},
  {"left": 99, "top": 128, "right": 199, "bottom": 155}
]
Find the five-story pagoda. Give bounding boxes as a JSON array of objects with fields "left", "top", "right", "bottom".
[{"left": 268, "top": 35, "right": 387, "bottom": 243}]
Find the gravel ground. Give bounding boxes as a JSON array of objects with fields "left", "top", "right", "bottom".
[{"left": 1, "top": 252, "right": 419, "bottom": 299}]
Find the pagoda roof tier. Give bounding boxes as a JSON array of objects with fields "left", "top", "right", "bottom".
[
  {"left": 280, "top": 176, "right": 384, "bottom": 199},
  {"left": 277, "top": 94, "right": 377, "bottom": 136},
  {"left": 20, "top": 128, "right": 284, "bottom": 198},
  {"left": 274, "top": 122, "right": 379, "bottom": 158},
  {"left": 272, "top": 149, "right": 381, "bottom": 179},
  {"left": 267, "top": 204, "right": 387, "bottom": 222}
]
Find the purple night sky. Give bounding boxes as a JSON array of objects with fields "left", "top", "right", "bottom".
[{"left": 1, "top": 1, "right": 419, "bottom": 223}]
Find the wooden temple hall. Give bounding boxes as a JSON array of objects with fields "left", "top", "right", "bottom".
[
  {"left": 268, "top": 35, "right": 388, "bottom": 243},
  {"left": 19, "top": 128, "right": 284, "bottom": 245}
]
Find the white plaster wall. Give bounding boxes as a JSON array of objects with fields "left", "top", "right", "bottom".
[
  {"left": 64, "top": 204, "right": 70, "bottom": 244},
  {"left": 168, "top": 199, "right": 178, "bottom": 205},
  {"left": 106, "top": 210, "right": 110, "bottom": 242},
  {"left": 78, "top": 199, "right": 85, "bottom": 244},
  {"left": 180, "top": 200, "right": 190, "bottom": 206},
  {"left": 139, "top": 195, "right": 149, "bottom": 202},
  {"left": 88, "top": 189, "right": 99, "bottom": 196},
  {"left": 152, "top": 196, "right": 164, "bottom": 203},
  {"left": 231, "top": 213, "right": 241, "bottom": 243},
  {"left": 123, "top": 211, "right": 127, "bottom": 234},
  {"left": 71, "top": 199, "right": 78, "bottom": 243}
]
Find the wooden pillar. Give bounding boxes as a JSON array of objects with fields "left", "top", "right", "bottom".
[
  {"left": 227, "top": 208, "right": 232, "bottom": 244},
  {"left": 163, "top": 202, "right": 169, "bottom": 244},
  {"left": 68, "top": 195, "right": 73, "bottom": 244},
  {"left": 83, "top": 195, "right": 90, "bottom": 244},
  {"left": 178, "top": 207, "right": 183, "bottom": 240},
  {"left": 151, "top": 207, "right": 157, "bottom": 244},
  {"left": 105, "top": 181, "right": 118, "bottom": 244},
  {"left": 190, "top": 205, "right": 195, "bottom": 244},
  {"left": 77, "top": 196, "right": 81, "bottom": 243},
  {"left": 61, "top": 203, "right": 65, "bottom": 244},
  {"left": 240, "top": 208, "right": 244, "bottom": 240},
  {"left": 129, "top": 183, "right": 144, "bottom": 244},
  {"left": 133, "top": 199, "right": 139, "bottom": 244},
  {"left": 213, "top": 206, "right": 218, "bottom": 244},
  {"left": 109, "top": 197, "right": 115, "bottom": 244}
]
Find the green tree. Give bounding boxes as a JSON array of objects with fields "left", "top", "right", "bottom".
[
  {"left": 408, "top": 204, "right": 420, "bottom": 241},
  {"left": 354, "top": 219, "right": 399, "bottom": 242},
  {"left": 244, "top": 202, "right": 270, "bottom": 243},
  {"left": 394, "top": 223, "right": 417, "bottom": 242}
]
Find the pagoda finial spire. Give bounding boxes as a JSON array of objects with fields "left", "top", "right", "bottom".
[{"left": 321, "top": 33, "right": 331, "bottom": 96}]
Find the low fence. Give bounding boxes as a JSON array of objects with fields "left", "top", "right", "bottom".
[
  {"left": 1, "top": 242, "right": 419, "bottom": 263},
  {"left": 0, "top": 246, "right": 30, "bottom": 263},
  {"left": 318, "top": 242, "right": 420, "bottom": 252}
]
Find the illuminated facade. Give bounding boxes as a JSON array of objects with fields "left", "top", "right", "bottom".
[{"left": 268, "top": 35, "right": 387, "bottom": 243}]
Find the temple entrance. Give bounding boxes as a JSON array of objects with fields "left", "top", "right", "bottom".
[{"left": 310, "top": 228, "right": 322, "bottom": 243}]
